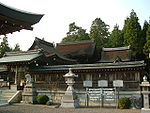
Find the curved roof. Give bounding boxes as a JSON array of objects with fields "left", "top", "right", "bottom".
[
  {"left": 29, "top": 38, "right": 77, "bottom": 64},
  {"left": 0, "top": 3, "right": 44, "bottom": 35}
]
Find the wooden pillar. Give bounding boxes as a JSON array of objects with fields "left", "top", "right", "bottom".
[
  {"left": 14, "top": 66, "right": 18, "bottom": 84},
  {"left": 34, "top": 74, "right": 37, "bottom": 82}
]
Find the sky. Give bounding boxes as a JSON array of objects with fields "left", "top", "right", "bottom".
[{"left": 0, "top": 0, "right": 150, "bottom": 51}]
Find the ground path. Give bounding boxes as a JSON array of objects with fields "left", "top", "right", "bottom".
[{"left": 0, "top": 103, "right": 141, "bottom": 113}]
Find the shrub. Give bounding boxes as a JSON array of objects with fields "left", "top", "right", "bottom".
[
  {"left": 119, "top": 97, "right": 131, "bottom": 109},
  {"left": 37, "top": 95, "right": 49, "bottom": 104}
]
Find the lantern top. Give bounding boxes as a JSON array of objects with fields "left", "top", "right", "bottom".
[{"left": 63, "top": 68, "right": 78, "bottom": 78}]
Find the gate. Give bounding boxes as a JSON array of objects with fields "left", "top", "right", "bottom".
[{"left": 87, "top": 88, "right": 116, "bottom": 108}]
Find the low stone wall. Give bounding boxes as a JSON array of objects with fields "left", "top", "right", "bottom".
[{"left": 37, "top": 90, "right": 142, "bottom": 107}]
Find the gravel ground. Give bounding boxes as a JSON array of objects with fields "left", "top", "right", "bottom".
[{"left": 0, "top": 103, "right": 141, "bottom": 113}]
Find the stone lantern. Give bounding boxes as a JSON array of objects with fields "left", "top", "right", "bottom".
[
  {"left": 140, "top": 75, "right": 150, "bottom": 113},
  {"left": 61, "top": 68, "right": 80, "bottom": 108}
]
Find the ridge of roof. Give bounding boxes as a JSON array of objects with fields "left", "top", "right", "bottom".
[
  {"left": 102, "top": 46, "right": 130, "bottom": 51},
  {"left": 5, "top": 49, "right": 42, "bottom": 56},
  {"left": 35, "top": 37, "right": 54, "bottom": 47},
  {"left": 57, "top": 40, "right": 94, "bottom": 46}
]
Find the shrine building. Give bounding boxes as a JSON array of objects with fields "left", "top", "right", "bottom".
[{"left": 0, "top": 2, "right": 146, "bottom": 106}]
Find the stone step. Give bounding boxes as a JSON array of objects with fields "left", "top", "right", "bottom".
[
  {"left": 0, "top": 95, "right": 12, "bottom": 99},
  {"left": 0, "top": 103, "right": 9, "bottom": 106},
  {"left": 0, "top": 93, "right": 15, "bottom": 96},
  {"left": 0, "top": 90, "right": 17, "bottom": 93},
  {"left": 0, "top": 90, "right": 17, "bottom": 105},
  {"left": 0, "top": 99, "right": 8, "bottom": 103}
]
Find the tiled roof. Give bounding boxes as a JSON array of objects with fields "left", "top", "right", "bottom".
[
  {"left": 100, "top": 46, "right": 131, "bottom": 62},
  {"left": 0, "top": 3, "right": 44, "bottom": 24},
  {"left": 56, "top": 40, "right": 95, "bottom": 57},
  {"left": 30, "top": 61, "right": 145, "bottom": 71},
  {"left": 0, "top": 3, "right": 43, "bottom": 35},
  {"left": 0, "top": 50, "right": 43, "bottom": 64},
  {"left": 29, "top": 38, "right": 77, "bottom": 64}
]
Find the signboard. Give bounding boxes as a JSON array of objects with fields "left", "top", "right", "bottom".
[
  {"left": 83, "top": 80, "right": 92, "bottom": 87},
  {"left": 98, "top": 80, "right": 108, "bottom": 87},
  {"left": 88, "top": 88, "right": 115, "bottom": 102},
  {"left": 113, "top": 80, "right": 123, "bottom": 87}
]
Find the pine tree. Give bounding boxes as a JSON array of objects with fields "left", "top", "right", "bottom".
[
  {"left": 0, "top": 36, "right": 12, "bottom": 57},
  {"left": 123, "top": 10, "right": 142, "bottom": 60},
  {"left": 13, "top": 43, "right": 21, "bottom": 52},
  {"left": 61, "top": 22, "right": 90, "bottom": 43},
  {"left": 90, "top": 18, "right": 109, "bottom": 51},
  {"left": 144, "top": 24, "right": 150, "bottom": 55},
  {"left": 107, "top": 24, "right": 124, "bottom": 47}
]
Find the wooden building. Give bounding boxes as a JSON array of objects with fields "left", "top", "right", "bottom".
[
  {"left": 0, "top": 38, "right": 145, "bottom": 92},
  {"left": 0, "top": 2, "right": 43, "bottom": 87},
  {"left": 0, "top": 3, "right": 146, "bottom": 104},
  {"left": 0, "top": 3, "right": 146, "bottom": 105}
]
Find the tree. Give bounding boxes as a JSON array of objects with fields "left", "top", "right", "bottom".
[
  {"left": 123, "top": 10, "right": 142, "bottom": 60},
  {"left": 61, "top": 22, "right": 90, "bottom": 43},
  {"left": 89, "top": 18, "right": 109, "bottom": 51},
  {"left": 144, "top": 24, "right": 150, "bottom": 55},
  {"left": 141, "top": 21, "right": 149, "bottom": 47},
  {"left": 107, "top": 24, "right": 124, "bottom": 47},
  {"left": 0, "top": 36, "right": 12, "bottom": 57},
  {"left": 13, "top": 43, "right": 21, "bottom": 52}
]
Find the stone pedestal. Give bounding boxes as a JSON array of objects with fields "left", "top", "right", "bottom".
[
  {"left": 61, "top": 69, "right": 80, "bottom": 108},
  {"left": 22, "top": 83, "right": 37, "bottom": 104},
  {"left": 22, "top": 74, "right": 37, "bottom": 104},
  {"left": 61, "top": 85, "right": 79, "bottom": 108}
]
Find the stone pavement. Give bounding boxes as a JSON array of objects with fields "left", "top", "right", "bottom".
[{"left": 0, "top": 103, "right": 141, "bottom": 113}]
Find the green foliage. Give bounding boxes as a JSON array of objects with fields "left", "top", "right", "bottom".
[
  {"left": 13, "top": 43, "right": 21, "bottom": 52},
  {"left": 0, "top": 36, "right": 12, "bottom": 57},
  {"left": 0, "top": 36, "right": 22, "bottom": 57},
  {"left": 37, "top": 95, "right": 49, "bottom": 104},
  {"left": 123, "top": 10, "right": 142, "bottom": 59},
  {"left": 141, "top": 20, "right": 149, "bottom": 46},
  {"left": 107, "top": 24, "right": 124, "bottom": 47},
  {"left": 90, "top": 18, "right": 109, "bottom": 51},
  {"left": 144, "top": 24, "right": 150, "bottom": 54},
  {"left": 61, "top": 22, "right": 90, "bottom": 43},
  {"left": 119, "top": 97, "right": 131, "bottom": 109}
]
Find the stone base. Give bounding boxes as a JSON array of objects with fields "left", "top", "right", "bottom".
[
  {"left": 61, "top": 99, "right": 79, "bottom": 108},
  {"left": 22, "top": 94, "right": 37, "bottom": 104},
  {"left": 22, "top": 82, "right": 37, "bottom": 104},
  {"left": 141, "top": 108, "right": 150, "bottom": 113}
]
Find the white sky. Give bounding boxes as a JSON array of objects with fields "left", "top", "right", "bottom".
[{"left": 0, "top": 0, "right": 150, "bottom": 50}]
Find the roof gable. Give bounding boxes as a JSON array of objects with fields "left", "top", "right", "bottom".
[
  {"left": 100, "top": 46, "right": 131, "bottom": 62},
  {"left": 56, "top": 40, "right": 95, "bottom": 58}
]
